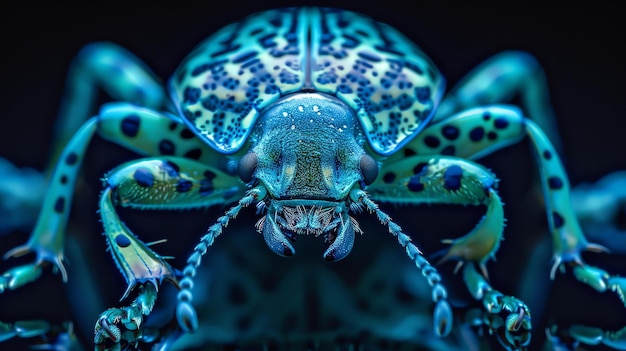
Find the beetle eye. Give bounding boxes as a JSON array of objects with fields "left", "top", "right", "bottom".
[
  {"left": 238, "top": 152, "right": 258, "bottom": 183},
  {"left": 359, "top": 154, "right": 378, "bottom": 185}
]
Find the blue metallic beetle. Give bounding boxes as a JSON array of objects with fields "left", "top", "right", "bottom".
[{"left": 1, "top": 7, "right": 625, "bottom": 351}]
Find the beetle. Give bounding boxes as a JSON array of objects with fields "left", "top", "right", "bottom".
[{"left": 1, "top": 5, "right": 625, "bottom": 351}]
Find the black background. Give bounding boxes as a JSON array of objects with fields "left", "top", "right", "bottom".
[{"left": 1, "top": 1, "right": 625, "bottom": 350}]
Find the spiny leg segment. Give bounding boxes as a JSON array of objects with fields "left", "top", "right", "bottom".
[
  {"left": 2, "top": 100, "right": 239, "bottom": 348},
  {"left": 390, "top": 104, "right": 624, "bottom": 307},
  {"left": 2, "top": 42, "right": 181, "bottom": 297},
  {"left": 1, "top": 40, "right": 170, "bottom": 345},
  {"left": 368, "top": 154, "right": 531, "bottom": 345},
  {"left": 462, "top": 264, "right": 531, "bottom": 350},
  {"left": 3, "top": 102, "right": 225, "bottom": 292},
  {"left": 96, "top": 156, "right": 242, "bottom": 345}
]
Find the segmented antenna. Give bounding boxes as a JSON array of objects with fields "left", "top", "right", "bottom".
[
  {"left": 175, "top": 187, "right": 264, "bottom": 332},
  {"left": 349, "top": 189, "right": 453, "bottom": 337}
]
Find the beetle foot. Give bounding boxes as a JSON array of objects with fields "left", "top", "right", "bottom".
[
  {"left": 463, "top": 263, "right": 531, "bottom": 349},
  {"left": 0, "top": 262, "right": 43, "bottom": 293},
  {"left": 0, "top": 320, "right": 50, "bottom": 342},
  {"left": 547, "top": 324, "right": 626, "bottom": 350},
  {"left": 569, "top": 324, "right": 626, "bottom": 350},
  {"left": 572, "top": 264, "right": 626, "bottom": 308},
  {"left": 94, "top": 283, "right": 158, "bottom": 348},
  {"left": 548, "top": 235, "right": 626, "bottom": 310}
]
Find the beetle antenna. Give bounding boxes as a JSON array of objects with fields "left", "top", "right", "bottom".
[
  {"left": 349, "top": 189, "right": 453, "bottom": 337},
  {"left": 175, "top": 186, "right": 265, "bottom": 332}
]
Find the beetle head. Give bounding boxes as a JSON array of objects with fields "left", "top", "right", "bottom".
[{"left": 238, "top": 93, "right": 378, "bottom": 261}]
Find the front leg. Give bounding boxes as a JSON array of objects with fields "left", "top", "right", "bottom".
[
  {"left": 368, "top": 155, "right": 531, "bottom": 348},
  {"left": 95, "top": 156, "right": 243, "bottom": 348},
  {"left": 394, "top": 105, "right": 625, "bottom": 307}
]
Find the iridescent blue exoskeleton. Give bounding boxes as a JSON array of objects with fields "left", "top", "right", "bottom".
[{"left": 1, "top": 7, "right": 625, "bottom": 351}]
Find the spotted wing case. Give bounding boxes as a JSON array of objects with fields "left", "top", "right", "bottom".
[
  {"left": 170, "top": 7, "right": 444, "bottom": 156},
  {"left": 169, "top": 8, "right": 308, "bottom": 154},
  {"left": 310, "top": 8, "right": 445, "bottom": 155}
]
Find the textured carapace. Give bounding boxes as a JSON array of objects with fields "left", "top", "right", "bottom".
[{"left": 169, "top": 7, "right": 444, "bottom": 156}]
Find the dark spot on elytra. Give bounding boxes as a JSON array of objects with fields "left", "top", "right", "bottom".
[
  {"left": 415, "top": 86, "right": 431, "bottom": 104},
  {"left": 443, "top": 165, "right": 463, "bottom": 191},
  {"left": 133, "top": 168, "right": 155, "bottom": 187},
  {"left": 357, "top": 51, "right": 382, "bottom": 62},
  {"left": 159, "top": 140, "right": 176, "bottom": 155},
  {"left": 407, "top": 175, "right": 424, "bottom": 192},
  {"left": 441, "top": 125, "right": 459, "bottom": 140},
  {"left": 424, "top": 135, "right": 440, "bottom": 148},
  {"left": 382, "top": 172, "right": 395, "bottom": 184},
  {"left": 483, "top": 112, "right": 491, "bottom": 121},
  {"left": 65, "top": 152, "right": 78, "bottom": 165},
  {"left": 54, "top": 197, "right": 65, "bottom": 213},
  {"left": 552, "top": 211, "right": 565, "bottom": 228},
  {"left": 548, "top": 176, "right": 563, "bottom": 190},
  {"left": 121, "top": 115, "right": 140, "bottom": 137},
  {"left": 60, "top": 175, "right": 68, "bottom": 185},
  {"left": 176, "top": 179, "right": 193, "bottom": 193},
  {"left": 487, "top": 131, "right": 497, "bottom": 140},
  {"left": 469, "top": 127, "right": 484, "bottom": 142},
  {"left": 204, "top": 170, "right": 216, "bottom": 180},
  {"left": 115, "top": 234, "right": 131, "bottom": 247},
  {"left": 184, "top": 148, "right": 202, "bottom": 160},
  {"left": 168, "top": 121, "right": 178, "bottom": 131}
]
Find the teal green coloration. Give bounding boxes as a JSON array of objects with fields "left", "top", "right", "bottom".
[
  {"left": 1, "top": 6, "right": 624, "bottom": 351},
  {"left": 170, "top": 7, "right": 443, "bottom": 156}
]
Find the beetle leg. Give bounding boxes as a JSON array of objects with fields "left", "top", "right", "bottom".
[
  {"left": 370, "top": 155, "right": 503, "bottom": 269},
  {"left": 0, "top": 41, "right": 173, "bottom": 268},
  {"left": 434, "top": 51, "right": 559, "bottom": 148},
  {"left": 0, "top": 41, "right": 174, "bottom": 240},
  {"left": 0, "top": 320, "right": 79, "bottom": 349},
  {"left": 367, "top": 155, "right": 531, "bottom": 343},
  {"left": 2, "top": 103, "right": 227, "bottom": 292},
  {"left": 95, "top": 156, "right": 243, "bottom": 346},
  {"left": 548, "top": 324, "right": 626, "bottom": 350},
  {"left": 462, "top": 264, "right": 532, "bottom": 350},
  {"left": 393, "top": 105, "right": 624, "bottom": 309},
  {"left": 52, "top": 42, "right": 169, "bottom": 165}
]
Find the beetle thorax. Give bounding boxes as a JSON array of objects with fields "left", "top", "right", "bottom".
[{"left": 251, "top": 93, "right": 365, "bottom": 201}]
